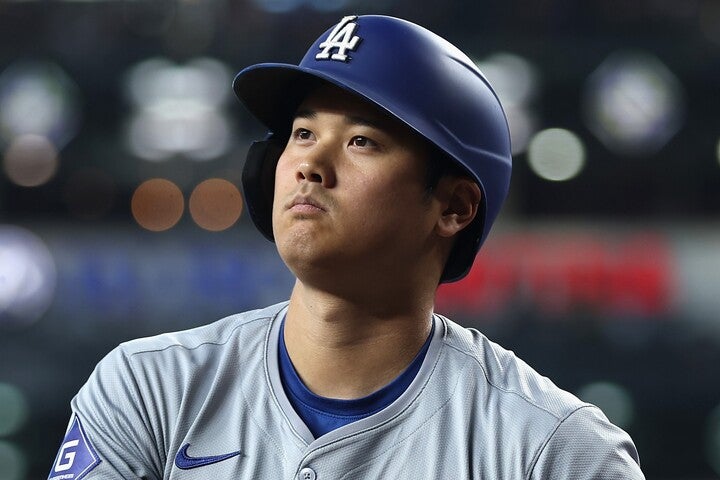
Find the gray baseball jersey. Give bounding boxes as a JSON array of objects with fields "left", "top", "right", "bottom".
[{"left": 49, "top": 302, "right": 645, "bottom": 479}]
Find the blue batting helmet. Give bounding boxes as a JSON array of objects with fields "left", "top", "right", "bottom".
[{"left": 233, "top": 15, "right": 512, "bottom": 283}]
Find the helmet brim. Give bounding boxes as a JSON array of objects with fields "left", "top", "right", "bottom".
[{"left": 233, "top": 63, "right": 370, "bottom": 136}]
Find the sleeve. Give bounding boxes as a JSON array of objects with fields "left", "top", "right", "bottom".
[
  {"left": 528, "top": 405, "right": 645, "bottom": 480},
  {"left": 48, "top": 346, "right": 164, "bottom": 480}
]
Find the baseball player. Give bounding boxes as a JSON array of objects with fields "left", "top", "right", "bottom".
[{"left": 49, "top": 15, "right": 645, "bottom": 479}]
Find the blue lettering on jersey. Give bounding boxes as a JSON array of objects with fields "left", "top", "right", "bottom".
[{"left": 48, "top": 416, "right": 100, "bottom": 480}]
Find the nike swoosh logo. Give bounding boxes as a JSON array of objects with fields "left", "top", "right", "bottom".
[{"left": 174, "top": 443, "right": 241, "bottom": 470}]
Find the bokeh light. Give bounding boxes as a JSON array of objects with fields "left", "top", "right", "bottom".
[
  {"left": 0, "top": 225, "right": 57, "bottom": 328},
  {"left": 504, "top": 108, "right": 537, "bottom": 157},
  {"left": 189, "top": 178, "right": 243, "bottom": 232},
  {"left": 125, "top": 57, "right": 233, "bottom": 161},
  {"left": 126, "top": 57, "right": 229, "bottom": 108},
  {"left": 582, "top": 50, "right": 684, "bottom": 157},
  {"left": 527, "top": 128, "right": 586, "bottom": 181},
  {"left": 475, "top": 52, "right": 539, "bottom": 106},
  {"left": 0, "top": 441, "right": 26, "bottom": 480},
  {"left": 131, "top": 178, "right": 185, "bottom": 231},
  {"left": 128, "top": 108, "right": 231, "bottom": 162},
  {"left": 0, "top": 60, "right": 81, "bottom": 148},
  {"left": 3, "top": 134, "right": 59, "bottom": 187},
  {"left": 577, "top": 381, "right": 635, "bottom": 429},
  {"left": 475, "top": 52, "right": 539, "bottom": 155},
  {"left": 0, "top": 383, "right": 29, "bottom": 437}
]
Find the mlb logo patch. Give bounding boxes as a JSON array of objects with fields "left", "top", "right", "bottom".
[{"left": 48, "top": 416, "right": 100, "bottom": 480}]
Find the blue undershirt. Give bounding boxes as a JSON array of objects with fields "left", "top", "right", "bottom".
[{"left": 278, "top": 317, "right": 434, "bottom": 438}]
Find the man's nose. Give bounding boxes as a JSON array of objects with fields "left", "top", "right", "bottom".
[{"left": 295, "top": 145, "right": 336, "bottom": 187}]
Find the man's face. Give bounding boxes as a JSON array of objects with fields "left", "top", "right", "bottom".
[{"left": 271, "top": 85, "right": 444, "bottom": 287}]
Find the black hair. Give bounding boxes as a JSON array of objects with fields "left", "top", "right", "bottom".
[{"left": 423, "top": 144, "right": 470, "bottom": 197}]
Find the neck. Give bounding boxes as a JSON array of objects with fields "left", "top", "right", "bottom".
[{"left": 283, "top": 279, "right": 434, "bottom": 399}]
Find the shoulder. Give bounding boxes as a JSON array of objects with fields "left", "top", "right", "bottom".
[
  {"left": 530, "top": 405, "right": 644, "bottom": 479},
  {"left": 438, "top": 316, "right": 586, "bottom": 420},
  {"left": 116, "top": 301, "right": 287, "bottom": 359},
  {"left": 66, "top": 302, "right": 288, "bottom": 476},
  {"left": 68, "top": 302, "right": 289, "bottom": 474},
  {"left": 75, "top": 301, "right": 288, "bottom": 412},
  {"left": 435, "top": 316, "right": 644, "bottom": 479}
]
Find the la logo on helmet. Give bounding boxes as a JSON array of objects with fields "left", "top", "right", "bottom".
[{"left": 315, "top": 16, "right": 361, "bottom": 62}]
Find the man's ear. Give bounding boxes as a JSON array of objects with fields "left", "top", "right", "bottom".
[{"left": 435, "top": 177, "right": 482, "bottom": 238}]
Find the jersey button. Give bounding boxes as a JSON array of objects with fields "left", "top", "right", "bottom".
[{"left": 299, "top": 467, "right": 317, "bottom": 480}]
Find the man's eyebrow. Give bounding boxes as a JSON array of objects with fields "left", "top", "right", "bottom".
[
  {"left": 345, "top": 114, "right": 385, "bottom": 130},
  {"left": 292, "top": 108, "right": 389, "bottom": 130},
  {"left": 293, "top": 109, "right": 317, "bottom": 120}
]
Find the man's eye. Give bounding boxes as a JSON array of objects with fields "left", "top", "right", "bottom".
[
  {"left": 351, "top": 136, "right": 375, "bottom": 148},
  {"left": 293, "top": 128, "right": 313, "bottom": 141}
]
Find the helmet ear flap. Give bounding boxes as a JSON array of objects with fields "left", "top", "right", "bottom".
[{"left": 241, "top": 137, "right": 286, "bottom": 242}]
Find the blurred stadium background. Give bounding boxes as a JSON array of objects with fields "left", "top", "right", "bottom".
[{"left": 1, "top": 0, "right": 719, "bottom": 478}]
